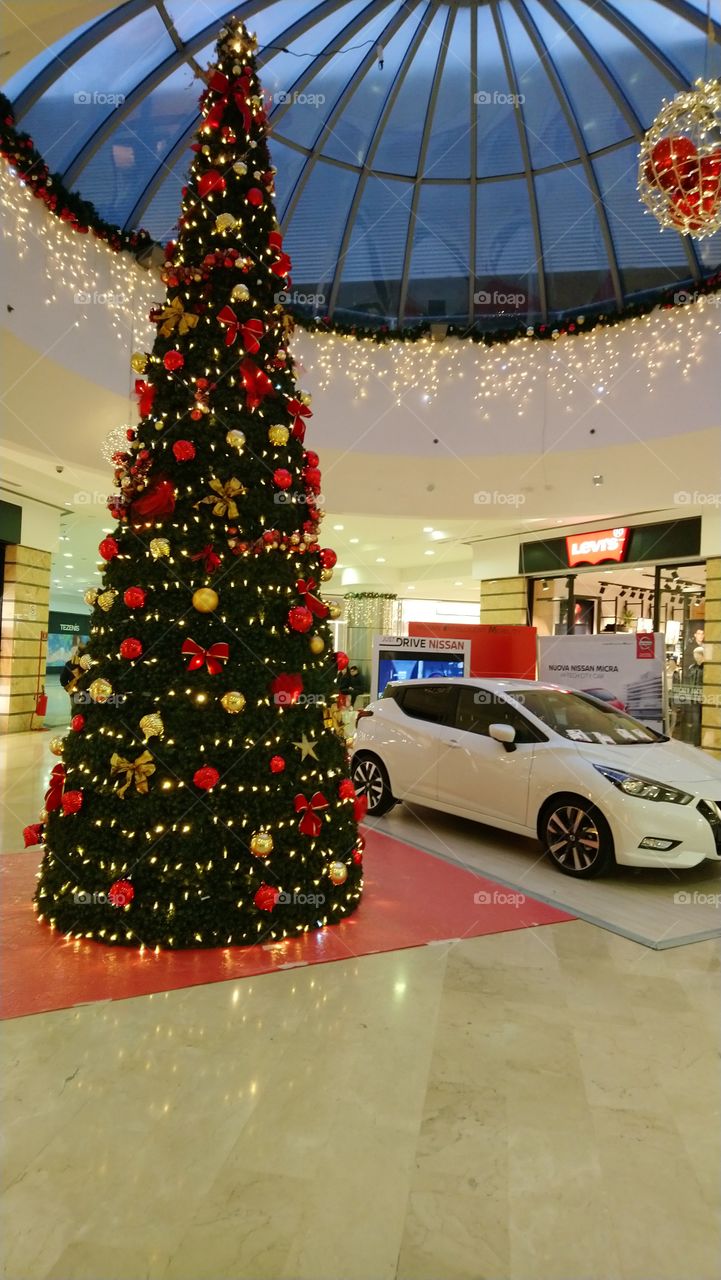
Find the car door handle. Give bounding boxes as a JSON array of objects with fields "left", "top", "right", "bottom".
[{"left": 446, "top": 739, "right": 462, "bottom": 748}]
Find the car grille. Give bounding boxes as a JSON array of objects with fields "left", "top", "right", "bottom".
[{"left": 697, "top": 800, "right": 721, "bottom": 854}]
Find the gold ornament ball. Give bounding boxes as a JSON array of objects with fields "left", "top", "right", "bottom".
[
  {"left": 328, "top": 604, "right": 342, "bottom": 621},
  {"left": 300, "top": 391, "right": 312, "bottom": 407},
  {"left": 250, "top": 830, "right": 274, "bottom": 857},
  {"left": 84, "top": 588, "right": 99, "bottom": 606},
  {"left": 49, "top": 736, "right": 65, "bottom": 757},
  {"left": 220, "top": 690, "right": 246, "bottom": 714},
  {"left": 233, "top": 161, "right": 247, "bottom": 176},
  {"left": 139, "top": 713, "right": 164, "bottom": 740},
  {"left": 226, "top": 429, "right": 246, "bottom": 453},
  {"left": 231, "top": 283, "right": 250, "bottom": 302},
  {"left": 328, "top": 861, "right": 349, "bottom": 886},
  {"left": 192, "top": 587, "right": 219, "bottom": 613},
  {"left": 320, "top": 567, "right": 334, "bottom": 582},
  {"left": 78, "top": 653, "right": 93, "bottom": 671},
  {"left": 268, "top": 424, "right": 289, "bottom": 446},
  {"left": 215, "top": 212, "right": 236, "bottom": 233},
  {"left": 89, "top": 678, "right": 113, "bottom": 704},
  {"left": 309, "top": 635, "right": 325, "bottom": 655},
  {"left": 97, "top": 589, "right": 117, "bottom": 613},
  {"left": 150, "top": 537, "right": 170, "bottom": 560},
  {"left": 130, "top": 352, "right": 147, "bottom": 374}
]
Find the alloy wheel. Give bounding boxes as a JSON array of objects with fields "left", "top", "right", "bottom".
[
  {"left": 545, "top": 804, "right": 601, "bottom": 872},
  {"left": 352, "top": 758, "right": 385, "bottom": 811}
]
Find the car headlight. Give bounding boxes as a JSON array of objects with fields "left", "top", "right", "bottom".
[{"left": 593, "top": 764, "right": 693, "bottom": 805}]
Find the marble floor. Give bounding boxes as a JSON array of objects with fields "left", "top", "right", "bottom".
[{"left": 2, "top": 731, "right": 720, "bottom": 1279}]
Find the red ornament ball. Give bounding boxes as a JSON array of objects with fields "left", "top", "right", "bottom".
[
  {"left": 336, "top": 651, "right": 350, "bottom": 671},
  {"left": 123, "top": 587, "right": 146, "bottom": 610},
  {"left": 352, "top": 850, "right": 363, "bottom": 865},
  {"left": 163, "top": 349, "right": 185, "bottom": 372},
  {"left": 338, "top": 779, "right": 356, "bottom": 800},
  {"left": 99, "top": 536, "right": 119, "bottom": 561},
  {"left": 646, "top": 135, "right": 697, "bottom": 193},
  {"left": 303, "top": 467, "right": 322, "bottom": 491},
  {"left": 193, "top": 766, "right": 220, "bottom": 791},
  {"left": 354, "top": 795, "right": 368, "bottom": 822},
  {"left": 61, "top": 790, "right": 83, "bottom": 815},
  {"left": 71, "top": 714, "right": 85, "bottom": 732},
  {"left": 273, "top": 468, "right": 293, "bottom": 490},
  {"left": 288, "top": 606, "right": 313, "bottom": 633},
  {"left": 304, "top": 450, "right": 319, "bottom": 468},
  {"left": 247, "top": 187, "right": 263, "bottom": 206},
  {"left": 254, "top": 883, "right": 279, "bottom": 912},
  {"left": 108, "top": 879, "right": 135, "bottom": 908},
  {"left": 198, "top": 169, "right": 226, "bottom": 198},
  {"left": 23, "top": 823, "right": 43, "bottom": 848},
  {"left": 320, "top": 548, "right": 337, "bottom": 569},
  {"left": 119, "top": 637, "right": 143, "bottom": 660},
  {"left": 269, "top": 755, "right": 286, "bottom": 774},
  {"left": 173, "top": 440, "right": 195, "bottom": 462}
]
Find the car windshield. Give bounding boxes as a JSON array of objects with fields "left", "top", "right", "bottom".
[{"left": 508, "top": 688, "right": 666, "bottom": 745}]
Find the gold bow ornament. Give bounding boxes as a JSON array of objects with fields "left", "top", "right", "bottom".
[
  {"left": 195, "top": 476, "right": 247, "bottom": 519},
  {"left": 156, "top": 297, "right": 199, "bottom": 339},
  {"left": 110, "top": 750, "right": 156, "bottom": 798}
]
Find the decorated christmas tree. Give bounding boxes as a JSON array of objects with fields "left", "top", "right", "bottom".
[{"left": 29, "top": 17, "right": 365, "bottom": 949}]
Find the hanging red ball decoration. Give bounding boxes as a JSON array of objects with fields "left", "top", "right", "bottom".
[
  {"left": 247, "top": 187, "right": 263, "bottom": 206},
  {"left": 99, "top": 536, "right": 119, "bottom": 561},
  {"left": 198, "top": 169, "right": 226, "bottom": 198},
  {"left": 163, "top": 350, "right": 185, "bottom": 372},
  {"left": 123, "top": 587, "right": 146, "bottom": 610},
  {"left": 338, "top": 779, "right": 356, "bottom": 801},
  {"left": 336, "top": 651, "right": 350, "bottom": 671},
  {"left": 70, "top": 714, "right": 85, "bottom": 732},
  {"left": 254, "top": 883, "right": 279, "bottom": 912},
  {"left": 645, "top": 135, "right": 698, "bottom": 193},
  {"left": 23, "top": 823, "right": 43, "bottom": 847},
  {"left": 637, "top": 81, "right": 721, "bottom": 238},
  {"left": 193, "top": 765, "right": 220, "bottom": 791},
  {"left": 304, "top": 450, "right": 319, "bottom": 468},
  {"left": 320, "top": 548, "right": 337, "bottom": 569},
  {"left": 172, "top": 440, "right": 196, "bottom": 462},
  {"left": 303, "top": 467, "right": 322, "bottom": 492},
  {"left": 108, "top": 879, "right": 135, "bottom": 907},
  {"left": 288, "top": 606, "right": 313, "bottom": 633},
  {"left": 352, "top": 850, "right": 363, "bottom": 865},
  {"left": 273, "top": 468, "right": 293, "bottom": 490},
  {"left": 269, "top": 755, "right": 286, "bottom": 773},
  {"left": 354, "top": 795, "right": 368, "bottom": 822},
  {"left": 61, "top": 790, "right": 83, "bottom": 815},
  {"left": 130, "top": 476, "right": 176, "bottom": 523},
  {"left": 119, "top": 637, "right": 143, "bottom": 660}
]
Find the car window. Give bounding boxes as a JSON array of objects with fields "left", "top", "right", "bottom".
[
  {"left": 510, "top": 689, "right": 664, "bottom": 744},
  {"left": 398, "top": 682, "right": 458, "bottom": 725},
  {"left": 455, "top": 686, "right": 544, "bottom": 743}
]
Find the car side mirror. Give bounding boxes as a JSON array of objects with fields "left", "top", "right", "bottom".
[{"left": 489, "top": 723, "right": 517, "bottom": 752}]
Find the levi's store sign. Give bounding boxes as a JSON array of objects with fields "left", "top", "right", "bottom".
[{"left": 566, "top": 527, "right": 630, "bottom": 568}]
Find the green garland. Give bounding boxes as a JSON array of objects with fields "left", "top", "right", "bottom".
[{"left": 2, "top": 88, "right": 719, "bottom": 343}]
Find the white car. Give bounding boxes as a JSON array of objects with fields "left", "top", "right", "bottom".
[{"left": 351, "top": 678, "right": 721, "bottom": 878}]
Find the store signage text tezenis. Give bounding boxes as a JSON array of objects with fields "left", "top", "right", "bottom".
[{"left": 566, "top": 527, "right": 629, "bottom": 568}]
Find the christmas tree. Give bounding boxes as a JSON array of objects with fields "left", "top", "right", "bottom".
[{"left": 30, "top": 17, "right": 365, "bottom": 949}]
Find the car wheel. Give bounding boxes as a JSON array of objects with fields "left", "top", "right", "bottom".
[
  {"left": 352, "top": 754, "right": 396, "bottom": 817},
  {"left": 540, "top": 795, "right": 614, "bottom": 878}
]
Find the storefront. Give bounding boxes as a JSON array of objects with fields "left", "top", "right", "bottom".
[{"left": 521, "top": 516, "right": 712, "bottom": 748}]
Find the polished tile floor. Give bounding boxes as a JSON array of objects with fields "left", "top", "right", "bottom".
[{"left": 2, "top": 731, "right": 720, "bottom": 1280}]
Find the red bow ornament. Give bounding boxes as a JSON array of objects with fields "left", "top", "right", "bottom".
[
  {"left": 296, "top": 578, "right": 329, "bottom": 619},
  {"left": 240, "top": 318, "right": 264, "bottom": 354},
  {"left": 294, "top": 791, "right": 329, "bottom": 838},
  {"left": 268, "top": 231, "right": 292, "bottom": 279},
  {"left": 190, "top": 544, "right": 222, "bottom": 574},
  {"left": 205, "top": 70, "right": 253, "bottom": 133},
  {"left": 181, "top": 638, "right": 230, "bottom": 675},
  {"left": 130, "top": 476, "right": 176, "bottom": 524},
  {"left": 45, "top": 764, "right": 66, "bottom": 813},
  {"left": 287, "top": 397, "right": 312, "bottom": 441},
  {"left": 217, "top": 305, "right": 240, "bottom": 346},
  {"left": 240, "top": 358, "right": 274, "bottom": 410}
]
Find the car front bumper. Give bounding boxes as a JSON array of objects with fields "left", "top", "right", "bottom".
[{"left": 607, "top": 794, "right": 721, "bottom": 869}]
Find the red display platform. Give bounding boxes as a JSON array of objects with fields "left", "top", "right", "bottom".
[{"left": 1, "top": 830, "right": 573, "bottom": 1019}]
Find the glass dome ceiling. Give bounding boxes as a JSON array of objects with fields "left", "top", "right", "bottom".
[{"left": 5, "top": 0, "right": 721, "bottom": 327}]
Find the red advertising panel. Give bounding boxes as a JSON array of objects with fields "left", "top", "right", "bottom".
[{"left": 408, "top": 622, "right": 536, "bottom": 679}]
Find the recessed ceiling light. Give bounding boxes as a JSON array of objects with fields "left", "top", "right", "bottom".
[
  {"left": 407, "top": 585, "right": 415, "bottom": 591},
  {"left": 102, "top": 527, "right": 113, "bottom": 534},
  {"left": 423, "top": 526, "right": 433, "bottom": 533},
  {"left": 424, "top": 550, "right": 435, "bottom": 556},
  {"left": 349, "top": 537, "right": 359, "bottom": 544},
  {"left": 63, "top": 552, "right": 73, "bottom": 557},
  {"left": 376, "top": 557, "right": 386, "bottom": 563},
  {"left": 332, "top": 524, "right": 344, "bottom": 531},
  {"left": 454, "top": 581, "right": 463, "bottom": 586},
  {"left": 430, "top": 530, "right": 446, "bottom": 541}
]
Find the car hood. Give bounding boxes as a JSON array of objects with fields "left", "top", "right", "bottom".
[{"left": 573, "top": 738, "right": 721, "bottom": 786}]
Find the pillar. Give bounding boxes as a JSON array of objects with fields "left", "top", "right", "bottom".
[
  {"left": 0, "top": 544, "right": 51, "bottom": 733},
  {"left": 344, "top": 593, "right": 398, "bottom": 680},
  {"left": 479, "top": 576, "right": 528, "bottom": 625},
  {"left": 701, "top": 556, "right": 721, "bottom": 758}
]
